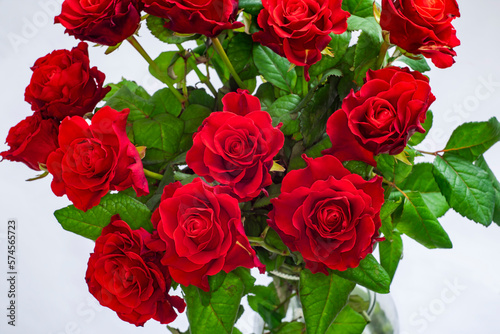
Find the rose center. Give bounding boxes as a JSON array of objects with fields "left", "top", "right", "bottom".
[
  {"left": 413, "top": 0, "right": 445, "bottom": 20},
  {"left": 181, "top": 207, "right": 214, "bottom": 243},
  {"left": 367, "top": 99, "right": 396, "bottom": 129}
]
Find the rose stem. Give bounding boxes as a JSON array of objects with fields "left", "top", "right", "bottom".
[
  {"left": 143, "top": 168, "right": 164, "bottom": 181},
  {"left": 302, "top": 73, "right": 308, "bottom": 96},
  {"left": 126, "top": 36, "right": 187, "bottom": 104},
  {"left": 210, "top": 37, "right": 247, "bottom": 90},
  {"left": 176, "top": 44, "right": 218, "bottom": 96},
  {"left": 376, "top": 40, "right": 391, "bottom": 69}
]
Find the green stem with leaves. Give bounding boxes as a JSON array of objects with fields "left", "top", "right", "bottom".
[
  {"left": 376, "top": 40, "right": 391, "bottom": 69},
  {"left": 127, "top": 36, "right": 187, "bottom": 104},
  {"left": 248, "top": 236, "right": 290, "bottom": 256},
  {"left": 176, "top": 44, "right": 217, "bottom": 96},
  {"left": 210, "top": 37, "right": 247, "bottom": 90}
]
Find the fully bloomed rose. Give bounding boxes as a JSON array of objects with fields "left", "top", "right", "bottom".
[
  {"left": 252, "top": 0, "right": 350, "bottom": 80},
  {"left": 380, "top": 0, "right": 461, "bottom": 68},
  {"left": 150, "top": 179, "right": 264, "bottom": 291},
  {"left": 46, "top": 106, "right": 149, "bottom": 211},
  {"left": 269, "top": 155, "right": 384, "bottom": 273},
  {"left": 55, "top": 0, "right": 142, "bottom": 46},
  {"left": 142, "top": 0, "right": 243, "bottom": 37},
  {"left": 186, "top": 109, "right": 284, "bottom": 201},
  {"left": 323, "top": 67, "right": 435, "bottom": 166},
  {"left": 1, "top": 112, "right": 59, "bottom": 171},
  {"left": 24, "top": 42, "right": 110, "bottom": 121},
  {"left": 86, "top": 216, "right": 185, "bottom": 326}
]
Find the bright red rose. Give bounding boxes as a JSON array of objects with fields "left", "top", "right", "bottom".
[
  {"left": 323, "top": 67, "right": 435, "bottom": 166},
  {"left": 252, "top": 0, "right": 349, "bottom": 80},
  {"left": 24, "top": 42, "right": 110, "bottom": 121},
  {"left": 86, "top": 216, "right": 186, "bottom": 326},
  {"left": 1, "top": 112, "right": 59, "bottom": 171},
  {"left": 269, "top": 155, "right": 384, "bottom": 273},
  {"left": 46, "top": 106, "right": 149, "bottom": 211},
  {"left": 141, "top": 0, "right": 243, "bottom": 37},
  {"left": 186, "top": 110, "right": 284, "bottom": 201},
  {"left": 55, "top": 0, "right": 142, "bottom": 46},
  {"left": 222, "top": 89, "right": 262, "bottom": 116},
  {"left": 380, "top": 0, "right": 460, "bottom": 68},
  {"left": 150, "top": 179, "right": 264, "bottom": 291}
]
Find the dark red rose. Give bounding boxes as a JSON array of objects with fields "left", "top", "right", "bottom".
[
  {"left": 86, "top": 216, "right": 185, "bottom": 326},
  {"left": 1, "top": 112, "right": 59, "bottom": 171},
  {"left": 46, "top": 106, "right": 149, "bottom": 211},
  {"left": 222, "top": 89, "right": 262, "bottom": 116},
  {"left": 269, "top": 155, "right": 384, "bottom": 273},
  {"left": 380, "top": 0, "right": 460, "bottom": 68},
  {"left": 323, "top": 67, "right": 435, "bottom": 166},
  {"left": 55, "top": 0, "right": 142, "bottom": 46},
  {"left": 252, "top": 0, "right": 349, "bottom": 80},
  {"left": 150, "top": 179, "right": 264, "bottom": 291},
  {"left": 186, "top": 109, "right": 284, "bottom": 201},
  {"left": 142, "top": 0, "right": 243, "bottom": 37},
  {"left": 24, "top": 42, "right": 110, "bottom": 121}
]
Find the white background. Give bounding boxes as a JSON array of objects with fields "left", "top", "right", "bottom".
[{"left": 1, "top": 0, "right": 500, "bottom": 333}]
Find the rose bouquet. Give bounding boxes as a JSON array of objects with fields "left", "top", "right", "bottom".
[{"left": 2, "top": 0, "right": 500, "bottom": 333}]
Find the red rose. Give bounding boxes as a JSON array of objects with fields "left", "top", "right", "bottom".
[
  {"left": 151, "top": 179, "right": 264, "bottom": 291},
  {"left": 252, "top": 0, "right": 349, "bottom": 80},
  {"left": 323, "top": 67, "right": 435, "bottom": 166},
  {"left": 46, "top": 106, "right": 149, "bottom": 211},
  {"left": 86, "top": 216, "right": 185, "bottom": 326},
  {"left": 380, "top": 0, "right": 461, "bottom": 68},
  {"left": 55, "top": 0, "right": 142, "bottom": 46},
  {"left": 186, "top": 109, "right": 284, "bottom": 201},
  {"left": 24, "top": 42, "right": 110, "bottom": 121},
  {"left": 269, "top": 155, "right": 384, "bottom": 273},
  {"left": 222, "top": 89, "right": 262, "bottom": 116},
  {"left": 142, "top": 0, "right": 243, "bottom": 37},
  {"left": 1, "top": 112, "right": 59, "bottom": 171}
]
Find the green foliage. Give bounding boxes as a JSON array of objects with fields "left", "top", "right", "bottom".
[
  {"left": 268, "top": 94, "right": 301, "bottom": 135},
  {"left": 146, "top": 15, "right": 199, "bottom": 44},
  {"left": 475, "top": 156, "right": 500, "bottom": 226},
  {"left": 247, "top": 284, "right": 286, "bottom": 329},
  {"left": 398, "top": 55, "right": 431, "bottom": 73},
  {"left": 375, "top": 148, "right": 416, "bottom": 184},
  {"left": 54, "top": 193, "right": 153, "bottom": 240},
  {"left": 253, "top": 45, "right": 297, "bottom": 93},
  {"left": 183, "top": 269, "right": 255, "bottom": 334},
  {"left": 227, "top": 33, "right": 259, "bottom": 81},
  {"left": 238, "top": 0, "right": 264, "bottom": 15},
  {"left": 299, "top": 269, "right": 355, "bottom": 334},
  {"left": 309, "top": 32, "right": 352, "bottom": 78},
  {"left": 342, "top": 0, "right": 375, "bottom": 17},
  {"left": 379, "top": 232, "right": 403, "bottom": 281},
  {"left": 332, "top": 254, "right": 391, "bottom": 294},
  {"left": 433, "top": 154, "right": 495, "bottom": 226},
  {"left": 409, "top": 110, "right": 433, "bottom": 146},
  {"left": 325, "top": 305, "right": 367, "bottom": 334}
]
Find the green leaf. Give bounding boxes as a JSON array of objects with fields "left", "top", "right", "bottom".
[
  {"left": 227, "top": 33, "right": 258, "bottom": 81},
  {"left": 255, "top": 82, "right": 276, "bottom": 111},
  {"left": 248, "top": 284, "right": 286, "bottom": 329},
  {"left": 396, "top": 191, "right": 452, "bottom": 248},
  {"left": 332, "top": 254, "right": 391, "bottom": 294},
  {"left": 409, "top": 110, "right": 433, "bottom": 146},
  {"left": 400, "top": 163, "right": 449, "bottom": 218},
  {"left": 104, "top": 79, "right": 150, "bottom": 102},
  {"left": 299, "top": 269, "right": 355, "bottom": 334},
  {"left": 146, "top": 15, "right": 199, "bottom": 44},
  {"left": 375, "top": 149, "right": 416, "bottom": 184},
  {"left": 475, "top": 155, "right": 500, "bottom": 226},
  {"left": 180, "top": 104, "right": 212, "bottom": 133},
  {"left": 300, "top": 83, "right": 338, "bottom": 147},
  {"left": 309, "top": 32, "right": 352, "bottom": 78},
  {"left": 443, "top": 117, "right": 500, "bottom": 162},
  {"left": 398, "top": 55, "right": 431, "bottom": 73},
  {"left": 274, "top": 322, "right": 306, "bottom": 334},
  {"left": 132, "top": 113, "right": 185, "bottom": 164},
  {"left": 379, "top": 232, "right": 403, "bottom": 281},
  {"left": 104, "top": 85, "right": 155, "bottom": 122},
  {"left": 239, "top": 0, "right": 264, "bottom": 15},
  {"left": 253, "top": 44, "right": 297, "bottom": 93},
  {"left": 379, "top": 199, "right": 402, "bottom": 238},
  {"left": 183, "top": 271, "right": 252, "bottom": 334},
  {"left": 342, "top": 0, "right": 375, "bottom": 17},
  {"left": 189, "top": 89, "right": 216, "bottom": 110},
  {"left": 54, "top": 193, "right": 153, "bottom": 240},
  {"left": 268, "top": 94, "right": 301, "bottom": 135},
  {"left": 150, "top": 88, "right": 183, "bottom": 117},
  {"left": 325, "top": 305, "right": 367, "bottom": 334},
  {"left": 433, "top": 154, "right": 495, "bottom": 226},
  {"left": 150, "top": 51, "right": 189, "bottom": 84}
]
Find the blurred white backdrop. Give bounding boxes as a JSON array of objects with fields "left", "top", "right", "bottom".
[{"left": 1, "top": 1, "right": 500, "bottom": 333}]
